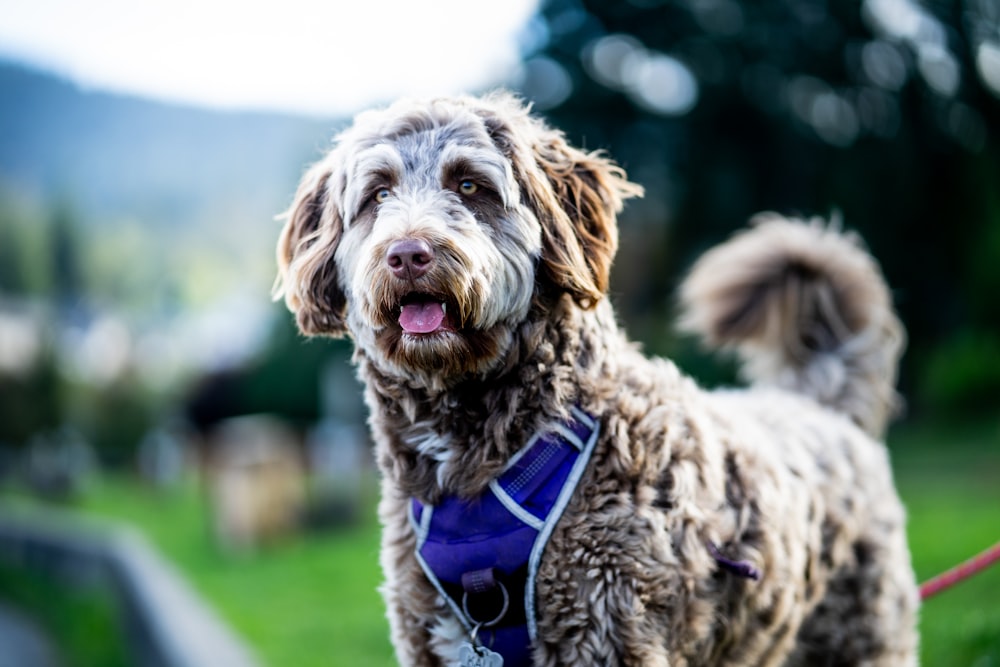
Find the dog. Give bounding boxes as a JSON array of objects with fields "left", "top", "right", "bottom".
[{"left": 274, "top": 92, "right": 919, "bottom": 666}]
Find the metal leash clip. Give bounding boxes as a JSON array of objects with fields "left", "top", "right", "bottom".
[{"left": 458, "top": 568, "right": 508, "bottom": 666}]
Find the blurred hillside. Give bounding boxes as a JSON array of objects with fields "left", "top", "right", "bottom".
[
  {"left": 0, "top": 61, "right": 339, "bottom": 301},
  {"left": 0, "top": 61, "right": 353, "bottom": 469}
]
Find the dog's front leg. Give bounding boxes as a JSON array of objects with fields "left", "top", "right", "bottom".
[
  {"left": 378, "top": 485, "right": 444, "bottom": 666},
  {"left": 532, "top": 568, "right": 673, "bottom": 666},
  {"left": 531, "top": 514, "right": 675, "bottom": 667}
]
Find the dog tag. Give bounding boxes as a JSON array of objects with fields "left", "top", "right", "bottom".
[{"left": 458, "top": 642, "right": 504, "bottom": 667}]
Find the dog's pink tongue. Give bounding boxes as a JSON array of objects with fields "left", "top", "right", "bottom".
[{"left": 399, "top": 300, "right": 446, "bottom": 334}]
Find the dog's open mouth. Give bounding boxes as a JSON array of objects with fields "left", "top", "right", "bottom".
[{"left": 398, "top": 293, "right": 455, "bottom": 335}]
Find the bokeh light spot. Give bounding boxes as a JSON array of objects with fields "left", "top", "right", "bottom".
[
  {"left": 976, "top": 40, "right": 1000, "bottom": 98},
  {"left": 861, "top": 40, "right": 908, "bottom": 91},
  {"left": 918, "top": 44, "right": 960, "bottom": 97},
  {"left": 624, "top": 52, "right": 699, "bottom": 115},
  {"left": 584, "top": 34, "right": 699, "bottom": 116},
  {"left": 518, "top": 56, "right": 573, "bottom": 110}
]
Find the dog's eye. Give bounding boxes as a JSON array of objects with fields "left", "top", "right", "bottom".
[
  {"left": 458, "top": 180, "right": 479, "bottom": 196},
  {"left": 374, "top": 188, "right": 392, "bottom": 204}
]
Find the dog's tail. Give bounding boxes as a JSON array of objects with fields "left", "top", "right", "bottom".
[{"left": 679, "top": 213, "right": 905, "bottom": 438}]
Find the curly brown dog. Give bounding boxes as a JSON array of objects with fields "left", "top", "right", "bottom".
[{"left": 275, "top": 92, "right": 919, "bottom": 666}]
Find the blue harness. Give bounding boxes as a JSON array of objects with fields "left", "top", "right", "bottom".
[{"left": 409, "top": 407, "right": 600, "bottom": 666}]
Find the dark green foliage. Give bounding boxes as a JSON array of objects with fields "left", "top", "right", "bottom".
[
  {"left": 184, "top": 311, "right": 356, "bottom": 430},
  {"left": 0, "top": 346, "right": 61, "bottom": 446},
  {"left": 920, "top": 331, "right": 1000, "bottom": 416},
  {"left": 520, "top": 0, "right": 1000, "bottom": 412},
  {"left": 49, "top": 202, "right": 85, "bottom": 309},
  {"left": 0, "top": 208, "right": 28, "bottom": 294},
  {"left": 237, "top": 314, "right": 355, "bottom": 424},
  {"left": 78, "top": 377, "right": 156, "bottom": 468}
]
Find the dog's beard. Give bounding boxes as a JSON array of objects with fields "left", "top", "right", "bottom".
[
  {"left": 373, "top": 324, "right": 514, "bottom": 384},
  {"left": 347, "top": 251, "right": 533, "bottom": 388},
  {"left": 353, "top": 300, "right": 519, "bottom": 389}
]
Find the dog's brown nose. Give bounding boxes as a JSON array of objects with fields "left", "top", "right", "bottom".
[{"left": 386, "top": 238, "right": 434, "bottom": 280}]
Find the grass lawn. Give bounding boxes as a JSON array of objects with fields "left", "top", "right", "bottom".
[
  {"left": 4, "top": 417, "right": 998, "bottom": 666},
  {"left": 890, "top": 419, "right": 1000, "bottom": 666},
  {"left": 72, "top": 477, "right": 397, "bottom": 667},
  {"left": 0, "top": 559, "right": 129, "bottom": 667}
]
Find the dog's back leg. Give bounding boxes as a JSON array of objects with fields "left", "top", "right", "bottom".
[{"left": 786, "top": 510, "right": 919, "bottom": 665}]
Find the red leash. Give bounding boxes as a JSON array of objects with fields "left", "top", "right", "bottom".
[{"left": 920, "top": 541, "right": 1000, "bottom": 600}]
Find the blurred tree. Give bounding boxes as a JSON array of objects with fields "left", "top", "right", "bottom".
[
  {"left": 0, "top": 200, "right": 63, "bottom": 448},
  {"left": 49, "top": 201, "right": 86, "bottom": 311},
  {"left": 0, "top": 197, "right": 52, "bottom": 297},
  {"left": 0, "top": 198, "right": 159, "bottom": 463},
  {"left": 77, "top": 373, "right": 155, "bottom": 468},
  {"left": 0, "top": 208, "right": 28, "bottom": 294},
  {"left": 185, "top": 310, "right": 354, "bottom": 432},
  {"left": 921, "top": 329, "right": 1000, "bottom": 413},
  {"left": 517, "top": 0, "right": 1000, "bottom": 415},
  {"left": 0, "top": 345, "right": 61, "bottom": 446}
]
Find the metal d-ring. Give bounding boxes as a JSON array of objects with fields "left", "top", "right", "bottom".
[{"left": 461, "top": 580, "right": 510, "bottom": 628}]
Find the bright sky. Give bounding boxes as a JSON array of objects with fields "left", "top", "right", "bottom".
[{"left": 0, "top": 0, "right": 540, "bottom": 116}]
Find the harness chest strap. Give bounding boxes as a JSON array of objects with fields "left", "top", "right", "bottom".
[{"left": 409, "top": 407, "right": 600, "bottom": 666}]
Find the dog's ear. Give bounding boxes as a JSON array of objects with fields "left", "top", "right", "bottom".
[
  {"left": 490, "top": 99, "right": 643, "bottom": 308},
  {"left": 529, "top": 136, "right": 641, "bottom": 307},
  {"left": 274, "top": 158, "right": 348, "bottom": 337}
]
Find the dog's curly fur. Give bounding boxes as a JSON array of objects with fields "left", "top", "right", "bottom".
[{"left": 275, "top": 92, "right": 919, "bottom": 666}]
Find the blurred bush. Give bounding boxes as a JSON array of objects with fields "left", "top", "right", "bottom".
[
  {"left": 74, "top": 376, "right": 157, "bottom": 469},
  {"left": 0, "top": 345, "right": 62, "bottom": 447},
  {"left": 921, "top": 330, "right": 1000, "bottom": 417}
]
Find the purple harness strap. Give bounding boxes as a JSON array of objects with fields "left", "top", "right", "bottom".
[{"left": 410, "top": 407, "right": 600, "bottom": 666}]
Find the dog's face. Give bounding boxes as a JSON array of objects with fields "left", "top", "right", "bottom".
[{"left": 275, "top": 93, "right": 640, "bottom": 388}]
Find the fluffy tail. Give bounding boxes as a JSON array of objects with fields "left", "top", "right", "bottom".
[{"left": 679, "top": 213, "right": 905, "bottom": 438}]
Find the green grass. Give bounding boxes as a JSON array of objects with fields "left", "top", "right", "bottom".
[
  {"left": 890, "top": 419, "right": 1000, "bottom": 666},
  {"left": 0, "top": 560, "right": 128, "bottom": 667},
  {"left": 74, "top": 477, "right": 396, "bottom": 667},
  {"left": 4, "top": 418, "right": 998, "bottom": 666}
]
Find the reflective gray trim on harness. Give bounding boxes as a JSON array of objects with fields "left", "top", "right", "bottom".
[{"left": 525, "top": 408, "right": 598, "bottom": 640}]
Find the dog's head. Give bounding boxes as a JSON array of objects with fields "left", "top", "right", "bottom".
[{"left": 274, "top": 92, "right": 641, "bottom": 386}]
